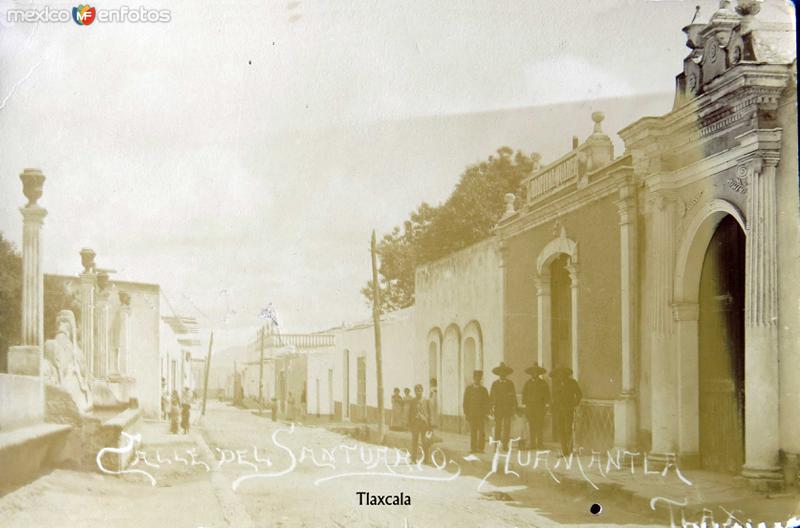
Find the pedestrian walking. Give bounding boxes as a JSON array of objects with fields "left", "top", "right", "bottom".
[
  {"left": 522, "top": 363, "right": 550, "bottom": 450},
  {"left": 181, "top": 395, "right": 191, "bottom": 434},
  {"left": 160, "top": 378, "right": 169, "bottom": 421},
  {"left": 408, "top": 384, "right": 433, "bottom": 464},
  {"left": 550, "top": 367, "right": 582, "bottom": 456},
  {"left": 390, "top": 388, "right": 404, "bottom": 431},
  {"left": 489, "top": 362, "right": 517, "bottom": 450},
  {"left": 400, "top": 387, "right": 413, "bottom": 431},
  {"left": 169, "top": 390, "right": 181, "bottom": 434},
  {"left": 462, "top": 370, "right": 490, "bottom": 453}
]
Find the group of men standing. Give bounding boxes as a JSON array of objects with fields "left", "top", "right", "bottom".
[{"left": 462, "top": 361, "right": 582, "bottom": 455}]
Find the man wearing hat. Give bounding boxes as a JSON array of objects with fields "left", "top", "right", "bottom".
[
  {"left": 462, "top": 370, "right": 490, "bottom": 453},
  {"left": 550, "top": 367, "right": 582, "bottom": 456},
  {"left": 522, "top": 363, "right": 550, "bottom": 450},
  {"left": 489, "top": 362, "right": 517, "bottom": 450}
]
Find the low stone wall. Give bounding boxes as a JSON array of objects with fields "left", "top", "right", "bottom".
[
  {"left": 0, "top": 422, "right": 71, "bottom": 490},
  {"left": 0, "top": 373, "right": 44, "bottom": 430},
  {"left": 44, "top": 384, "right": 143, "bottom": 471},
  {"left": 96, "top": 408, "right": 143, "bottom": 472}
]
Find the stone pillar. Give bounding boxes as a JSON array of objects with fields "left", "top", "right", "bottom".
[
  {"left": 536, "top": 277, "right": 552, "bottom": 371},
  {"left": 741, "top": 155, "right": 783, "bottom": 490},
  {"left": 614, "top": 181, "right": 638, "bottom": 448},
  {"left": 649, "top": 192, "right": 679, "bottom": 461},
  {"left": 7, "top": 169, "right": 47, "bottom": 376},
  {"left": 94, "top": 272, "right": 111, "bottom": 379},
  {"left": 566, "top": 262, "right": 580, "bottom": 381},
  {"left": 79, "top": 248, "right": 96, "bottom": 379},
  {"left": 118, "top": 291, "right": 131, "bottom": 376},
  {"left": 673, "top": 302, "right": 700, "bottom": 467}
]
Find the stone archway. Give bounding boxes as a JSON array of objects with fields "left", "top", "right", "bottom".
[
  {"left": 462, "top": 321, "right": 483, "bottom": 389},
  {"left": 672, "top": 199, "right": 746, "bottom": 467},
  {"left": 535, "top": 226, "right": 579, "bottom": 377},
  {"left": 426, "top": 327, "right": 442, "bottom": 415},
  {"left": 441, "top": 324, "right": 461, "bottom": 431}
]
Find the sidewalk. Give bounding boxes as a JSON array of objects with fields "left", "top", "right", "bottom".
[{"left": 332, "top": 422, "right": 799, "bottom": 526}]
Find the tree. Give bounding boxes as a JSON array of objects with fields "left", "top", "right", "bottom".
[
  {"left": 0, "top": 232, "right": 22, "bottom": 372},
  {"left": 363, "top": 147, "right": 533, "bottom": 311}
]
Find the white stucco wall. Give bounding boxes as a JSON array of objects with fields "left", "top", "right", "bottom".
[
  {"left": 328, "top": 307, "right": 416, "bottom": 417},
  {"left": 414, "top": 237, "right": 504, "bottom": 417},
  {"left": 306, "top": 350, "right": 335, "bottom": 415}
]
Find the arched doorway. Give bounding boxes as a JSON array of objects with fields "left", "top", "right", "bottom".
[
  {"left": 462, "top": 321, "right": 483, "bottom": 390},
  {"left": 698, "top": 215, "right": 745, "bottom": 473},
  {"left": 550, "top": 254, "right": 572, "bottom": 370},
  {"left": 442, "top": 325, "right": 461, "bottom": 423}
]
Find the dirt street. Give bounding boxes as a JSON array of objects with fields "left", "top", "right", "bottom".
[{"left": 0, "top": 401, "right": 665, "bottom": 527}]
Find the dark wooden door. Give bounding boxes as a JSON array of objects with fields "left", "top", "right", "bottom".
[
  {"left": 698, "top": 215, "right": 745, "bottom": 474},
  {"left": 550, "top": 255, "right": 572, "bottom": 370}
]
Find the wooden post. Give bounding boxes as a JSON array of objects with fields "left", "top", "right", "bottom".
[
  {"left": 201, "top": 331, "right": 214, "bottom": 416},
  {"left": 370, "top": 230, "right": 385, "bottom": 439},
  {"left": 258, "top": 325, "right": 265, "bottom": 415}
]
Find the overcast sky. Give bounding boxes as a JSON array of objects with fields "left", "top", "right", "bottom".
[{"left": 0, "top": 0, "right": 794, "bottom": 351}]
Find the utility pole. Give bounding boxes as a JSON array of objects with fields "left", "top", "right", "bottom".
[
  {"left": 201, "top": 331, "right": 214, "bottom": 416},
  {"left": 258, "top": 325, "right": 265, "bottom": 415},
  {"left": 370, "top": 230, "right": 385, "bottom": 439}
]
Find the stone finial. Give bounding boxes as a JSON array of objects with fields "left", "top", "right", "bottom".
[
  {"left": 735, "top": 0, "right": 761, "bottom": 17},
  {"left": 591, "top": 112, "right": 605, "bottom": 134},
  {"left": 682, "top": 22, "right": 706, "bottom": 49},
  {"left": 503, "top": 193, "right": 516, "bottom": 217},
  {"left": 119, "top": 291, "right": 131, "bottom": 306},
  {"left": 530, "top": 152, "right": 542, "bottom": 171},
  {"left": 20, "top": 168, "right": 45, "bottom": 207},
  {"left": 80, "top": 248, "right": 96, "bottom": 273}
]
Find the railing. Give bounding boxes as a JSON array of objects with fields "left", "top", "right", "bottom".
[
  {"left": 574, "top": 399, "right": 615, "bottom": 452},
  {"left": 526, "top": 151, "right": 580, "bottom": 203},
  {"left": 259, "top": 333, "right": 335, "bottom": 349}
]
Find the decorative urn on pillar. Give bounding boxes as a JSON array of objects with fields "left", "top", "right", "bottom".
[
  {"left": 80, "top": 248, "right": 96, "bottom": 273},
  {"left": 20, "top": 169, "right": 46, "bottom": 207}
]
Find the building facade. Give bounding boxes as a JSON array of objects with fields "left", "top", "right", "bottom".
[{"left": 495, "top": 3, "right": 797, "bottom": 489}]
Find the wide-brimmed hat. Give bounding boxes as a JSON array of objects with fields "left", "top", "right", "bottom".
[
  {"left": 492, "top": 362, "right": 513, "bottom": 376},
  {"left": 524, "top": 363, "right": 547, "bottom": 376},
  {"left": 549, "top": 367, "right": 573, "bottom": 378}
]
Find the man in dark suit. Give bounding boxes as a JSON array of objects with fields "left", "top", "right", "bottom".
[
  {"left": 463, "top": 370, "right": 490, "bottom": 453},
  {"left": 489, "top": 362, "right": 517, "bottom": 450},
  {"left": 522, "top": 363, "right": 550, "bottom": 450},
  {"left": 550, "top": 367, "right": 582, "bottom": 456}
]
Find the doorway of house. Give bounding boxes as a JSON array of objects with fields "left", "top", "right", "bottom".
[{"left": 698, "top": 214, "right": 745, "bottom": 474}]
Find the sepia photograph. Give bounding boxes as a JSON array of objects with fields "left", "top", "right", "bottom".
[{"left": 0, "top": 0, "right": 798, "bottom": 526}]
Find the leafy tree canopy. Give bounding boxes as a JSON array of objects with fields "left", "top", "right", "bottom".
[
  {"left": 0, "top": 232, "right": 22, "bottom": 371},
  {"left": 363, "top": 147, "right": 533, "bottom": 312}
]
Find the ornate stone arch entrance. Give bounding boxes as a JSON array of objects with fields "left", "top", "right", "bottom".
[
  {"left": 535, "top": 226, "right": 579, "bottom": 378},
  {"left": 673, "top": 199, "right": 746, "bottom": 471},
  {"left": 674, "top": 200, "right": 747, "bottom": 472}
]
